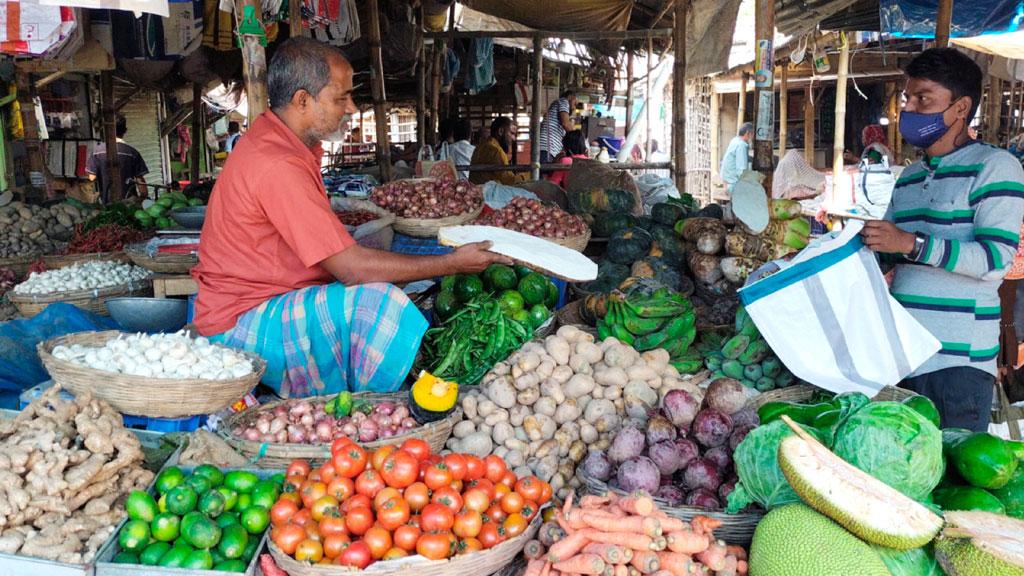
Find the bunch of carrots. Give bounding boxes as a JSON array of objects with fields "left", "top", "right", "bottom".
[{"left": 523, "top": 492, "right": 747, "bottom": 576}]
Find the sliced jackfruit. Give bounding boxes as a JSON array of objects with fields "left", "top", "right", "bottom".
[
  {"left": 934, "top": 511, "right": 1024, "bottom": 576},
  {"left": 777, "top": 416, "right": 943, "bottom": 550}
]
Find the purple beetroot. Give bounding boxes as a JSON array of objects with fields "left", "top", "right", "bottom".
[
  {"left": 683, "top": 457, "right": 722, "bottom": 492},
  {"left": 662, "top": 389, "right": 700, "bottom": 429},
  {"left": 691, "top": 408, "right": 734, "bottom": 448}
]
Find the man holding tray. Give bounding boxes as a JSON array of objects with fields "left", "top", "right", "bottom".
[{"left": 192, "top": 38, "right": 508, "bottom": 398}]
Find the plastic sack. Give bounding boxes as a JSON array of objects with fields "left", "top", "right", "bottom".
[
  {"left": 481, "top": 181, "right": 538, "bottom": 209},
  {"left": 635, "top": 173, "right": 681, "bottom": 215},
  {"left": 772, "top": 150, "right": 826, "bottom": 200},
  {"left": 852, "top": 146, "right": 895, "bottom": 219}
]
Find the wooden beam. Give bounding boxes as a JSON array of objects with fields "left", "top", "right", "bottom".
[
  {"left": 737, "top": 72, "right": 747, "bottom": 126},
  {"left": 804, "top": 85, "right": 815, "bottom": 165},
  {"left": 752, "top": 0, "right": 775, "bottom": 175},
  {"left": 236, "top": 0, "right": 267, "bottom": 123},
  {"left": 711, "top": 90, "right": 721, "bottom": 182},
  {"left": 530, "top": 36, "right": 543, "bottom": 181},
  {"left": 100, "top": 71, "right": 123, "bottom": 202},
  {"left": 886, "top": 82, "right": 898, "bottom": 161},
  {"left": 832, "top": 33, "right": 850, "bottom": 199},
  {"left": 114, "top": 87, "right": 142, "bottom": 112},
  {"left": 191, "top": 83, "right": 202, "bottom": 183},
  {"left": 425, "top": 29, "right": 673, "bottom": 41},
  {"left": 429, "top": 41, "right": 442, "bottom": 145},
  {"left": 778, "top": 62, "right": 788, "bottom": 158},
  {"left": 290, "top": 0, "right": 304, "bottom": 37},
  {"left": 988, "top": 75, "right": 1002, "bottom": 144},
  {"left": 416, "top": 8, "right": 426, "bottom": 146},
  {"left": 935, "top": 0, "right": 953, "bottom": 48},
  {"left": 625, "top": 51, "right": 634, "bottom": 135},
  {"left": 367, "top": 0, "right": 392, "bottom": 182},
  {"left": 672, "top": 0, "right": 687, "bottom": 194},
  {"left": 646, "top": 36, "right": 654, "bottom": 157},
  {"left": 35, "top": 71, "right": 66, "bottom": 89}
]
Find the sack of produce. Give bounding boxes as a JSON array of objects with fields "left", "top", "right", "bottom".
[{"left": 564, "top": 158, "right": 643, "bottom": 215}]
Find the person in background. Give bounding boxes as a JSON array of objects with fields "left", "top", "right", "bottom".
[
  {"left": 225, "top": 121, "right": 242, "bottom": 152},
  {"left": 547, "top": 129, "right": 589, "bottom": 188},
  {"left": 469, "top": 116, "right": 525, "bottom": 186},
  {"left": 539, "top": 90, "right": 577, "bottom": 163},
  {"left": 719, "top": 122, "right": 752, "bottom": 193},
  {"left": 448, "top": 119, "right": 475, "bottom": 180},
  {"left": 861, "top": 47, "right": 1024, "bottom": 431},
  {"left": 846, "top": 124, "right": 892, "bottom": 165},
  {"left": 86, "top": 114, "right": 148, "bottom": 202}
]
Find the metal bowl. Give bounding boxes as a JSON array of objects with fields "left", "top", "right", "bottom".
[
  {"left": 106, "top": 297, "right": 188, "bottom": 333},
  {"left": 169, "top": 206, "right": 206, "bottom": 230}
]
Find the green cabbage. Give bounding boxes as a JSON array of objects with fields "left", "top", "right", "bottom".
[
  {"left": 832, "top": 401, "right": 944, "bottom": 501},
  {"left": 727, "top": 420, "right": 822, "bottom": 513},
  {"left": 873, "top": 545, "right": 946, "bottom": 576}
]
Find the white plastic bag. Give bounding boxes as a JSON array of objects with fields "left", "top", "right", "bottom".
[{"left": 853, "top": 145, "right": 895, "bottom": 219}]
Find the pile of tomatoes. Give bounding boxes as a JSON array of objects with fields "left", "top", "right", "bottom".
[{"left": 268, "top": 437, "right": 552, "bottom": 567}]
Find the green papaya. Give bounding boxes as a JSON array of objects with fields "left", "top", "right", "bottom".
[
  {"left": 743, "top": 364, "right": 763, "bottom": 381},
  {"left": 946, "top": 432, "right": 1024, "bottom": 490},
  {"left": 990, "top": 467, "right": 1024, "bottom": 518},
  {"left": 932, "top": 486, "right": 1006, "bottom": 514}
]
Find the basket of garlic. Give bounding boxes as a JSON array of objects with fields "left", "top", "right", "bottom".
[
  {"left": 38, "top": 330, "right": 267, "bottom": 418},
  {"left": 7, "top": 260, "right": 152, "bottom": 318}
]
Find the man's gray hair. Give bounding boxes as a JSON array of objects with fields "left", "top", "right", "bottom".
[
  {"left": 738, "top": 122, "right": 754, "bottom": 136},
  {"left": 269, "top": 37, "right": 347, "bottom": 109}
]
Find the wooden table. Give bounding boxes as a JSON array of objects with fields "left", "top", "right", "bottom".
[{"left": 152, "top": 274, "right": 198, "bottom": 298}]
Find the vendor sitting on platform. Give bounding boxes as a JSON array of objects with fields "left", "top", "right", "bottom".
[
  {"left": 192, "top": 38, "right": 508, "bottom": 398},
  {"left": 469, "top": 117, "right": 527, "bottom": 186},
  {"left": 546, "top": 130, "right": 589, "bottom": 188}
]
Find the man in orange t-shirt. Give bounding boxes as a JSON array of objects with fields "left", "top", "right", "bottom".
[{"left": 193, "top": 38, "right": 507, "bottom": 397}]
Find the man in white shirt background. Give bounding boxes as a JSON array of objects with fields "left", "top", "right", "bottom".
[{"left": 720, "top": 122, "right": 753, "bottom": 193}]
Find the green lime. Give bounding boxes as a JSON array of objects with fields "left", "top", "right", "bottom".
[
  {"left": 333, "top": 392, "right": 353, "bottom": 417},
  {"left": 224, "top": 471, "right": 259, "bottom": 494},
  {"left": 118, "top": 519, "right": 150, "bottom": 553},
  {"left": 157, "top": 546, "right": 190, "bottom": 568},
  {"left": 434, "top": 290, "right": 460, "bottom": 320},
  {"left": 156, "top": 467, "right": 185, "bottom": 495},
  {"left": 113, "top": 551, "right": 139, "bottom": 564},
  {"left": 514, "top": 265, "right": 533, "bottom": 279},
  {"left": 453, "top": 275, "right": 485, "bottom": 303},
  {"left": 440, "top": 275, "right": 458, "bottom": 292},
  {"left": 218, "top": 524, "right": 249, "bottom": 559},
  {"left": 185, "top": 474, "right": 212, "bottom": 495},
  {"left": 211, "top": 547, "right": 227, "bottom": 565},
  {"left": 518, "top": 272, "right": 551, "bottom": 306},
  {"left": 193, "top": 464, "right": 225, "bottom": 487},
  {"left": 150, "top": 512, "right": 181, "bottom": 542},
  {"left": 182, "top": 549, "right": 214, "bottom": 570},
  {"left": 498, "top": 290, "right": 525, "bottom": 316},
  {"left": 512, "top": 309, "right": 531, "bottom": 326},
  {"left": 269, "top": 473, "right": 285, "bottom": 486},
  {"left": 199, "top": 489, "right": 226, "bottom": 518},
  {"left": 166, "top": 485, "right": 198, "bottom": 515},
  {"left": 137, "top": 214, "right": 154, "bottom": 228},
  {"left": 486, "top": 264, "right": 518, "bottom": 291},
  {"left": 183, "top": 516, "right": 221, "bottom": 549},
  {"left": 156, "top": 216, "right": 173, "bottom": 229},
  {"left": 215, "top": 487, "right": 238, "bottom": 511},
  {"left": 253, "top": 480, "right": 280, "bottom": 499},
  {"left": 239, "top": 506, "right": 270, "bottom": 534},
  {"left": 215, "top": 559, "right": 248, "bottom": 572},
  {"left": 125, "top": 490, "right": 159, "bottom": 523},
  {"left": 157, "top": 493, "right": 167, "bottom": 513},
  {"left": 187, "top": 198, "right": 204, "bottom": 207},
  {"left": 545, "top": 280, "right": 560, "bottom": 308},
  {"left": 140, "top": 542, "right": 172, "bottom": 566},
  {"left": 180, "top": 511, "right": 205, "bottom": 535},
  {"left": 172, "top": 540, "right": 195, "bottom": 552},
  {"left": 235, "top": 493, "right": 252, "bottom": 511},
  {"left": 216, "top": 512, "right": 240, "bottom": 528},
  {"left": 528, "top": 304, "right": 550, "bottom": 329}
]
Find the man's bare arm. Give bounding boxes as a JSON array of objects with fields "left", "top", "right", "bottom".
[
  {"left": 320, "top": 241, "right": 511, "bottom": 286},
  {"left": 559, "top": 111, "right": 573, "bottom": 132}
]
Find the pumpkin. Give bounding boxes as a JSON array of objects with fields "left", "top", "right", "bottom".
[
  {"left": 567, "top": 188, "right": 636, "bottom": 214},
  {"left": 582, "top": 260, "right": 631, "bottom": 294},
  {"left": 648, "top": 225, "right": 686, "bottom": 266},
  {"left": 591, "top": 212, "right": 638, "bottom": 237},
  {"left": 606, "top": 227, "right": 653, "bottom": 264},
  {"left": 631, "top": 257, "right": 691, "bottom": 295},
  {"left": 651, "top": 202, "right": 688, "bottom": 226},
  {"left": 409, "top": 370, "right": 458, "bottom": 422}
]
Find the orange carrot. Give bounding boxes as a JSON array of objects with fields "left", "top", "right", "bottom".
[
  {"left": 579, "top": 529, "right": 656, "bottom": 551},
  {"left": 690, "top": 516, "right": 722, "bottom": 535},
  {"left": 603, "top": 565, "right": 615, "bottom": 576},
  {"left": 630, "top": 550, "right": 660, "bottom": 574},
  {"left": 547, "top": 530, "right": 591, "bottom": 562},
  {"left": 725, "top": 546, "right": 746, "bottom": 561},
  {"left": 736, "top": 559, "right": 748, "bottom": 575},
  {"left": 665, "top": 531, "right": 710, "bottom": 555},
  {"left": 656, "top": 552, "right": 693, "bottom": 576},
  {"left": 578, "top": 512, "right": 661, "bottom": 537},
  {"left": 540, "top": 523, "right": 567, "bottom": 547},
  {"left": 696, "top": 542, "right": 728, "bottom": 571},
  {"left": 616, "top": 494, "right": 655, "bottom": 516},
  {"left": 583, "top": 543, "right": 629, "bottom": 564},
  {"left": 628, "top": 568, "right": 641, "bottom": 576},
  {"left": 614, "top": 564, "right": 630, "bottom": 576},
  {"left": 541, "top": 561, "right": 552, "bottom": 576},
  {"left": 651, "top": 571, "right": 675, "bottom": 576},
  {"left": 556, "top": 511, "right": 577, "bottom": 535},
  {"left": 579, "top": 495, "right": 612, "bottom": 509},
  {"left": 553, "top": 553, "right": 607, "bottom": 575},
  {"left": 652, "top": 536, "right": 667, "bottom": 552},
  {"left": 713, "top": 555, "right": 739, "bottom": 576},
  {"left": 525, "top": 559, "right": 547, "bottom": 576},
  {"left": 525, "top": 539, "right": 546, "bottom": 560}
]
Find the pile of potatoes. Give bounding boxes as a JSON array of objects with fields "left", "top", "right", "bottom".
[
  {"left": 447, "top": 325, "right": 704, "bottom": 501},
  {"left": 0, "top": 202, "right": 96, "bottom": 259}
]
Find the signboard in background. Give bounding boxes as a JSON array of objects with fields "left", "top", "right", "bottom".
[
  {"left": 90, "top": 0, "right": 199, "bottom": 60},
  {"left": 754, "top": 38, "right": 774, "bottom": 88}
]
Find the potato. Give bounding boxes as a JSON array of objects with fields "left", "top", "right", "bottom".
[
  {"left": 574, "top": 341, "right": 603, "bottom": 365},
  {"left": 584, "top": 398, "right": 617, "bottom": 425},
  {"left": 568, "top": 354, "right": 593, "bottom": 375},
  {"left": 534, "top": 396, "right": 557, "bottom": 417},
  {"left": 492, "top": 421, "right": 514, "bottom": 445},
  {"left": 563, "top": 374, "right": 596, "bottom": 398},
  {"left": 477, "top": 400, "right": 497, "bottom": 418},
  {"left": 506, "top": 449, "right": 526, "bottom": 468},
  {"left": 484, "top": 409, "right": 509, "bottom": 426},
  {"left": 624, "top": 381, "right": 658, "bottom": 419},
  {"left": 540, "top": 379, "right": 565, "bottom": 403},
  {"left": 580, "top": 422, "right": 599, "bottom": 444},
  {"left": 493, "top": 446, "right": 509, "bottom": 458},
  {"left": 553, "top": 398, "right": 580, "bottom": 425},
  {"left": 453, "top": 420, "right": 476, "bottom": 439},
  {"left": 536, "top": 359, "right": 555, "bottom": 379},
  {"left": 514, "top": 372, "right": 540, "bottom": 391},
  {"left": 516, "top": 387, "right": 539, "bottom": 406},
  {"left": 509, "top": 405, "right": 530, "bottom": 427},
  {"left": 459, "top": 432, "right": 493, "bottom": 457},
  {"left": 626, "top": 365, "right": 658, "bottom": 382},
  {"left": 486, "top": 378, "right": 517, "bottom": 409},
  {"left": 516, "top": 352, "right": 541, "bottom": 373},
  {"left": 594, "top": 366, "right": 627, "bottom": 388},
  {"left": 544, "top": 336, "right": 571, "bottom": 365},
  {"left": 461, "top": 394, "right": 479, "bottom": 420},
  {"left": 550, "top": 365, "right": 574, "bottom": 385}
]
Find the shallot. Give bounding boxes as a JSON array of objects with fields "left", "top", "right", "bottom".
[
  {"left": 370, "top": 178, "right": 483, "bottom": 219},
  {"left": 475, "top": 197, "right": 588, "bottom": 239},
  {"left": 233, "top": 397, "right": 419, "bottom": 445}
]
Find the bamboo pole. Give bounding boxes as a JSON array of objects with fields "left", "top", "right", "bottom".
[
  {"left": 430, "top": 42, "right": 442, "bottom": 145},
  {"left": 100, "top": 71, "right": 123, "bottom": 202},
  {"left": 988, "top": 75, "right": 1002, "bottom": 144},
  {"left": 1008, "top": 80, "right": 1018, "bottom": 141},
  {"left": 289, "top": 0, "right": 303, "bottom": 37},
  {"left": 886, "top": 82, "right": 897, "bottom": 154},
  {"left": 236, "top": 0, "right": 267, "bottom": 123},
  {"left": 646, "top": 36, "right": 653, "bottom": 157},
  {"left": 191, "top": 83, "right": 202, "bottom": 182},
  {"left": 738, "top": 72, "right": 747, "bottom": 127},
  {"left": 711, "top": 90, "right": 721, "bottom": 181},
  {"left": 804, "top": 85, "right": 814, "bottom": 165},
  {"left": 625, "top": 51, "right": 634, "bottom": 135},
  {"left": 415, "top": 8, "right": 426, "bottom": 146},
  {"left": 530, "top": 36, "right": 543, "bottom": 180},
  {"left": 672, "top": 0, "right": 687, "bottom": 194},
  {"left": 832, "top": 32, "right": 850, "bottom": 198},
  {"left": 752, "top": 0, "right": 776, "bottom": 175},
  {"left": 425, "top": 29, "right": 672, "bottom": 40},
  {"left": 778, "top": 62, "right": 788, "bottom": 158},
  {"left": 1016, "top": 80, "right": 1024, "bottom": 134},
  {"left": 367, "top": 0, "right": 392, "bottom": 182},
  {"left": 935, "top": 0, "right": 953, "bottom": 47}
]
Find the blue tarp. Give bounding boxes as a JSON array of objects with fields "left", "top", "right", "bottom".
[{"left": 881, "top": 0, "right": 1023, "bottom": 38}]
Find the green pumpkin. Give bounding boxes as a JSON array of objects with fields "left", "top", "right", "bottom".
[
  {"left": 606, "top": 227, "right": 653, "bottom": 265},
  {"left": 591, "top": 213, "right": 638, "bottom": 237}
]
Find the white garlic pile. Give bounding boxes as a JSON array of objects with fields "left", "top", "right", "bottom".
[
  {"left": 13, "top": 261, "right": 150, "bottom": 295},
  {"left": 52, "top": 331, "right": 254, "bottom": 380}
]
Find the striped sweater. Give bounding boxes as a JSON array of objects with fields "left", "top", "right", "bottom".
[{"left": 886, "top": 141, "right": 1024, "bottom": 377}]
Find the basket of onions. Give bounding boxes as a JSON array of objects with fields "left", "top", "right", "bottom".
[
  {"left": 475, "top": 197, "right": 591, "bottom": 251},
  {"left": 219, "top": 392, "right": 461, "bottom": 468},
  {"left": 369, "top": 177, "right": 483, "bottom": 238}
]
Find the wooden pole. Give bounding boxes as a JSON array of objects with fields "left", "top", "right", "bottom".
[
  {"left": 415, "top": 8, "right": 426, "bottom": 147},
  {"left": 425, "top": 28, "right": 673, "bottom": 40},
  {"left": 530, "top": 35, "right": 543, "bottom": 181},
  {"left": 804, "top": 85, "right": 815, "bottom": 165},
  {"left": 430, "top": 42, "right": 443, "bottom": 145},
  {"left": 367, "top": 0, "right": 392, "bottom": 181},
  {"left": 100, "top": 71, "right": 123, "bottom": 202},
  {"left": 625, "top": 51, "right": 634, "bottom": 135},
  {"left": 1016, "top": 80, "right": 1024, "bottom": 133},
  {"left": 778, "top": 62, "right": 788, "bottom": 158},
  {"left": 935, "top": 0, "right": 953, "bottom": 48},
  {"left": 646, "top": 36, "right": 653, "bottom": 157},
  {"left": 1008, "top": 80, "right": 1018, "bottom": 142},
  {"left": 711, "top": 89, "right": 721, "bottom": 182},
  {"left": 886, "top": 82, "right": 897, "bottom": 155},
  {"left": 191, "top": 83, "right": 202, "bottom": 182},
  {"left": 672, "top": 0, "right": 687, "bottom": 194},
  {"left": 832, "top": 32, "right": 850, "bottom": 198},
  {"left": 236, "top": 0, "right": 267, "bottom": 123},
  {"left": 988, "top": 75, "right": 1002, "bottom": 144},
  {"left": 752, "top": 0, "right": 776, "bottom": 174},
  {"left": 289, "top": 0, "right": 304, "bottom": 37}
]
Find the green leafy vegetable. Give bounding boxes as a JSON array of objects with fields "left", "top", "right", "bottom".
[
  {"left": 872, "top": 545, "right": 945, "bottom": 576},
  {"left": 727, "top": 420, "right": 823, "bottom": 513}
]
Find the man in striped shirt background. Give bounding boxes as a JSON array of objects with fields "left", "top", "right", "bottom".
[
  {"left": 861, "top": 48, "right": 1024, "bottom": 431},
  {"left": 539, "top": 90, "right": 578, "bottom": 163}
]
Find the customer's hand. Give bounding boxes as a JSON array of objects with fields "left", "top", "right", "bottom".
[
  {"left": 861, "top": 220, "right": 916, "bottom": 254},
  {"left": 450, "top": 241, "right": 512, "bottom": 273}
]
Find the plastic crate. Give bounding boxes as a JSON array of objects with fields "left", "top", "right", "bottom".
[{"left": 390, "top": 233, "right": 455, "bottom": 256}]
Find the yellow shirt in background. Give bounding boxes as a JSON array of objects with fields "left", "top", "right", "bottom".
[{"left": 469, "top": 137, "right": 526, "bottom": 186}]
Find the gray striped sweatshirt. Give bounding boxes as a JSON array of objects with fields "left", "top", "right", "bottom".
[{"left": 885, "top": 141, "right": 1024, "bottom": 377}]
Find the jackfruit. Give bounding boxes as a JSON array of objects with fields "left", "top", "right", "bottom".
[
  {"left": 749, "top": 504, "right": 890, "bottom": 576},
  {"left": 777, "top": 419, "right": 944, "bottom": 550},
  {"left": 934, "top": 511, "right": 1024, "bottom": 576}
]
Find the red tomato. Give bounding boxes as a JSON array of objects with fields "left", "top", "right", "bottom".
[
  {"left": 284, "top": 476, "right": 304, "bottom": 493},
  {"left": 300, "top": 481, "right": 328, "bottom": 509},
  {"left": 308, "top": 469, "right": 323, "bottom": 483},
  {"left": 272, "top": 524, "right": 306, "bottom": 555},
  {"left": 376, "top": 497, "right": 411, "bottom": 531},
  {"left": 514, "top": 476, "right": 543, "bottom": 502},
  {"left": 373, "top": 487, "right": 402, "bottom": 510},
  {"left": 304, "top": 523, "right": 322, "bottom": 542},
  {"left": 520, "top": 500, "right": 539, "bottom": 521},
  {"left": 463, "top": 456, "right": 485, "bottom": 480},
  {"left": 442, "top": 454, "right": 468, "bottom": 481},
  {"left": 319, "top": 512, "right": 348, "bottom": 538},
  {"left": 326, "top": 477, "right": 355, "bottom": 502},
  {"left": 310, "top": 495, "right": 340, "bottom": 522},
  {"left": 383, "top": 547, "right": 408, "bottom": 560},
  {"left": 430, "top": 486, "right": 463, "bottom": 515},
  {"left": 341, "top": 494, "right": 373, "bottom": 513},
  {"left": 416, "top": 531, "right": 454, "bottom": 560},
  {"left": 462, "top": 488, "right": 490, "bottom": 513},
  {"left": 503, "top": 513, "right": 528, "bottom": 538},
  {"left": 494, "top": 483, "right": 512, "bottom": 499},
  {"left": 399, "top": 438, "right": 431, "bottom": 461},
  {"left": 332, "top": 444, "right": 368, "bottom": 479},
  {"left": 295, "top": 539, "right": 324, "bottom": 563},
  {"left": 420, "top": 503, "right": 455, "bottom": 532},
  {"left": 500, "top": 492, "right": 525, "bottom": 515},
  {"left": 380, "top": 450, "right": 420, "bottom": 489},
  {"left": 393, "top": 525, "right": 421, "bottom": 552},
  {"left": 330, "top": 437, "right": 354, "bottom": 455},
  {"left": 424, "top": 462, "right": 454, "bottom": 491},
  {"left": 537, "top": 481, "right": 553, "bottom": 506},
  {"left": 483, "top": 456, "right": 508, "bottom": 484},
  {"left": 407, "top": 515, "right": 421, "bottom": 529},
  {"left": 418, "top": 455, "right": 441, "bottom": 482},
  {"left": 338, "top": 540, "right": 373, "bottom": 569},
  {"left": 355, "top": 469, "right": 385, "bottom": 499},
  {"left": 449, "top": 479, "right": 464, "bottom": 493},
  {"left": 287, "top": 459, "right": 312, "bottom": 478},
  {"left": 453, "top": 510, "right": 483, "bottom": 539},
  {"left": 322, "top": 534, "right": 351, "bottom": 559},
  {"left": 404, "top": 482, "right": 430, "bottom": 512},
  {"left": 465, "top": 479, "right": 495, "bottom": 501},
  {"left": 478, "top": 522, "right": 507, "bottom": 549},
  {"left": 290, "top": 508, "right": 313, "bottom": 527},
  {"left": 370, "top": 445, "right": 396, "bottom": 472},
  {"left": 499, "top": 471, "right": 517, "bottom": 489},
  {"left": 458, "top": 537, "right": 484, "bottom": 555},
  {"left": 484, "top": 503, "right": 507, "bottom": 524},
  {"left": 363, "top": 526, "right": 392, "bottom": 559},
  {"left": 345, "top": 507, "right": 375, "bottom": 536},
  {"left": 279, "top": 489, "right": 302, "bottom": 507},
  {"left": 270, "top": 499, "right": 299, "bottom": 527},
  {"left": 318, "top": 462, "right": 338, "bottom": 484}
]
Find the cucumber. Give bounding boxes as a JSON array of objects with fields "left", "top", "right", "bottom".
[{"left": 722, "top": 359, "right": 745, "bottom": 380}]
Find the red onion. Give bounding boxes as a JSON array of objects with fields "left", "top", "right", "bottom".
[
  {"left": 256, "top": 419, "right": 270, "bottom": 434},
  {"left": 287, "top": 425, "right": 307, "bottom": 443},
  {"left": 269, "top": 418, "right": 286, "bottom": 434},
  {"left": 402, "top": 417, "right": 418, "bottom": 429},
  {"left": 272, "top": 406, "right": 289, "bottom": 418},
  {"left": 357, "top": 419, "right": 379, "bottom": 442},
  {"left": 291, "top": 401, "right": 312, "bottom": 416},
  {"left": 374, "top": 401, "right": 395, "bottom": 416},
  {"left": 275, "top": 430, "right": 287, "bottom": 443},
  {"left": 375, "top": 415, "right": 392, "bottom": 428},
  {"left": 391, "top": 406, "right": 409, "bottom": 421},
  {"left": 243, "top": 428, "right": 260, "bottom": 441},
  {"left": 260, "top": 433, "right": 277, "bottom": 443},
  {"left": 341, "top": 423, "right": 358, "bottom": 437},
  {"left": 352, "top": 412, "right": 367, "bottom": 424},
  {"left": 299, "top": 413, "right": 314, "bottom": 427},
  {"left": 315, "top": 420, "right": 334, "bottom": 442}
]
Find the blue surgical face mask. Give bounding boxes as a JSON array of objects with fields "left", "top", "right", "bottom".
[{"left": 899, "top": 99, "right": 961, "bottom": 149}]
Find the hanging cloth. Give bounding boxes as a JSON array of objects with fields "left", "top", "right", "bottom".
[
  {"left": 310, "top": 0, "right": 359, "bottom": 46},
  {"left": 441, "top": 46, "right": 460, "bottom": 91},
  {"left": 202, "top": 0, "right": 234, "bottom": 51},
  {"left": 464, "top": 38, "right": 495, "bottom": 94}
]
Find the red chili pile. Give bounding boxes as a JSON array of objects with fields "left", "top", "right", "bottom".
[
  {"left": 475, "top": 197, "right": 589, "bottom": 239},
  {"left": 65, "top": 224, "right": 149, "bottom": 254},
  {"left": 370, "top": 179, "right": 482, "bottom": 219},
  {"left": 334, "top": 210, "right": 380, "bottom": 227}
]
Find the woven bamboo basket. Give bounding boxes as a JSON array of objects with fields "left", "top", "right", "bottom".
[
  {"left": 43, "top": 251, "right": 131, "bottom": 269},
  {"left": 555, "top": 300, "right": 586, "bottom": 327},
  {"left": 219, "top": 392, "right": 461, "bottom": 468},
  {"left": 125, "top": 243, "right": 197, "bottom": 274},
  {"left": 268, "top": 511, "right": 541, "bottom": 576},
  {"left": 8, "top": 278, "right": 152, "bottom": 318},
  {"left": 748, "top": 383, "right": 916, "bottom": 410},
  {"left": 37, "top": 330, "right": 266, "bottom": 418},
  {"left": 393, "top": 203, "right": 484, "bottom": 238},
  {"left": 542, "top": 227, "right": 591, "bottom": 252},
  {"left": 331, "top": 197, "right": 398, "bottom": 251},
  {"left": 0, "top": 254, "right": 39, "bottom": 277}
]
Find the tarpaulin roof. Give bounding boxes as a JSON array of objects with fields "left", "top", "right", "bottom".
[{"left": 953, "top": 33, "right": 1024, "bottom": 61}]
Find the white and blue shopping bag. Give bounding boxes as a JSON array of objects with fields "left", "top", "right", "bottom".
[{"left": 738, "top": 220, "right": 941, "bottom": 395}]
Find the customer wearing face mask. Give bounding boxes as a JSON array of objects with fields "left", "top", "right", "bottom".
[{"left": 860, "top": 48, "right": 1024, "bottom": 431}]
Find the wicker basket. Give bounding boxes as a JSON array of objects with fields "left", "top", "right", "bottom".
[
  {"left": 393, "top": 203, "right": 484, "bottom": 238},
  {"left": 555, "top": 300, "right": 586, "bottom": 327},
  {"left": 125, "top": 243, "right": 197, "bottom": 274},
  {"left": 749, "top": 383, "right": 916, "bottom": 410},
  {"left": 43, "top": 251, "right": 130, "bottom": 269},
  {"left": 579, "top": 468, "right": 763, "bottom": 545},
  {"left": 0, "top": 254, "right": 40, "bottom": 277},
  {"left": 543, "top": 228, "right": 591, "bottom": 252},
  {"left": 37, "top": 330, "right": 266, "bottom": 418},
  {"left": 331, "top": 197, "right": 397, "bottom": 251},
  {"left": 219, "top": 392, "right": 461, "bottom": 468},
  {"left": 268, "top": 511, "right": 541, "bottom": 576},
  {"left": 8, "top": 279, "right": 152, "bottom": 318}
]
